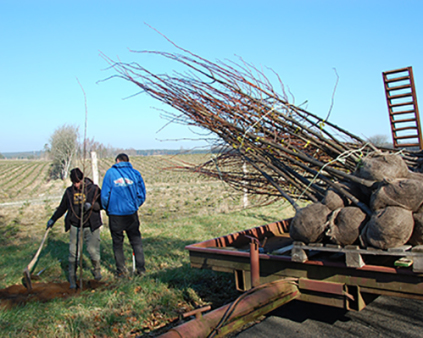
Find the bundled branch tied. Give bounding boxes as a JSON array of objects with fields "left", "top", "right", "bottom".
[{"left": 101, "top": 46, "right": 422, "bottom": 217}]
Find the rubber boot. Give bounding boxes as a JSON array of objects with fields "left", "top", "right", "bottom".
[
  {"left": 69, "top": 261, "right": 77, "bottom": 289},
  {"left": 91, "top": 260, "right": 102, "bottom": 281}
]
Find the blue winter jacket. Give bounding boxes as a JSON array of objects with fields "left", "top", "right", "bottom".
[{"left": 101, "top": 161, "right": 146, "bottom": 216}]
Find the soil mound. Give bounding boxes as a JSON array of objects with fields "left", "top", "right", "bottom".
[{"left": 0, "top": 280, "right": 105, "bottom": 310}]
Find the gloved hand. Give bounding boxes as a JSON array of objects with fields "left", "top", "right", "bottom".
[
  {"left": 46, "top": 219, "right": 55, "bottom": 229},
  {"left": 92, "top": 202, "right": 101, "bottom": 211},
  {"left": 84, "top": 202, "right": 92, "bottom": 211}
]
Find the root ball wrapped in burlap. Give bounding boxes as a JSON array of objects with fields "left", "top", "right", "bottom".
[
  {"left": 322, "top": 189, "right": 346, "bottom": 211},
  {"left": 407, "top": 171, "right": 423, "bottom": 181},
  {"left": 361, "top": 206, "right": 414, "bottom": 249},
  {"left": 326, "top": 207, "right": 368, "bottom": 246},
  {"left": 355, "top": 152, "right": 410, "bottom": 182},
  {"left": 322, "top": 182, "right": 369, "bottom": 211},
  {"left": 289, "top": 202, "right": 331, "bottom": 244},
  {"left": 410, "top": 206, "right": 423, "bottom": 246},
  {"left": 370, "top": 178, "right": 423, "bottom": 212}
]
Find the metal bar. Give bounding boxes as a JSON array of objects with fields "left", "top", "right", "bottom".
[
  {"left": 388, "top": 101, "right": 414, "bottom": 107},
  {"left": 392, "top": 118, "right": 418, "bottom": 123},
  {"left": 388, "top": 93, "right": 413, "bottom": 99},
  {"left": 390, "top": 109, "right": 416, "bottom": 115},
  {"left": 408, "top": 66, "right": 423, "bottom": 149},
  {"left": 393, "top": 126, "right": 418, "bottom": 132},
  {"left": 298, "top": 278, "right": 346, "bottom": 296},
  {"left": 182, "top": 305, "right": 212, "bottom": 319},
  {"left": 387, "top": 84, "right": 412, "bottom": 91},
  {"left": 395, "top": 135, "right": 420, "bottom": 140},
  {"left": 158, "top": 280, "right": 299, "bottom": 338},
  {"left": 298, "top": 293, "right": 345, "bottom": 309},
  {"left": 358, "top": 286, "right": 423, "bottom": 301},
  {"left": 383, "top": 67, "right": 411, "bottom": 75},
  {"left": 249, "top": 241, "right": 260, "bottom": 288},
  {"left": 384, "top": 75, "right": 411, "bottom": 83},
  {"left": 393, "top": 143, "right": 421, "bottom": 148},
  {"left": 295, "top": 243, "right": 423, "bottom": 257}
]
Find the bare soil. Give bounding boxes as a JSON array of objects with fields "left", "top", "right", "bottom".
[{"left": 0, "top": 279, "right": 105, "bottom": 310}]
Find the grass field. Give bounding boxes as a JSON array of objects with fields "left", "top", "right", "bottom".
[{"left": 0, "top": 155, "right": 296, "bottom": 337}]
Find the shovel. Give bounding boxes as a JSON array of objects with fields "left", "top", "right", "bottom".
[{"left": 22, "top": 227, "right": 51, "bottom": 290}]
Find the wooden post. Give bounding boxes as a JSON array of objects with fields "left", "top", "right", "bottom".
[
  {"left": 243, "top": 161, "right": 249, "bottom": 208},
  {"left": 91, "top": 151, "right": 99, "bottom": 185},
  {"left": 91, "top": 151, "right": 104, "bottom": 231}
]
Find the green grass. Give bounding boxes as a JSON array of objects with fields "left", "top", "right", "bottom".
[{"left": 0, "top": 156, "right": 296, "bottom": 337}]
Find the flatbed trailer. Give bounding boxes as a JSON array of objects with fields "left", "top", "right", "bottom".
[{"left": 186, "top": 218, "right": 423, "bottom": 311}]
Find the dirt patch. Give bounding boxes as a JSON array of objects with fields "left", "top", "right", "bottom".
[{"left": 0, "top": 279, "right": 106, "bottom": 310}]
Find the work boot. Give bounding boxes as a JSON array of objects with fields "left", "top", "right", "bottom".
[
  {"left": 134, "top": 270, "right": 146, "bottom": 277},
  {"left": 91, "top": 260, "right": 102, "bottom": 281},
  {"left": 68, "top": 261, "right": 77, "bottom": 289},
  {"left": 116, "top": 267, "right": 129, "bottom": 279}
]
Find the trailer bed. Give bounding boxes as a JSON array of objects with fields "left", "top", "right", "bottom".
[{"left": 186, "top": 218, "right": 423, "bottom": 311}]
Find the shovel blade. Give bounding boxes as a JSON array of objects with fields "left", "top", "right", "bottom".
[{"left": 23, "top": 268, "right": 32, "bottom": 290}]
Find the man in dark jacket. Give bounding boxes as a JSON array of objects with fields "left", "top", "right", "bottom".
[
  {"left": 101, "top": 153, "right": 146, "bottom": 277},
  {"left": 47, "top": 168, "right": 102, "bottom": 288}
]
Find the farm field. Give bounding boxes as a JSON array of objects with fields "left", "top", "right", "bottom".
[
  {"left": 0, "top": 154, "right": 296, "bottom": 337},
  {"left": 0, "top": 153, "right": 256, "bottom": 226}
]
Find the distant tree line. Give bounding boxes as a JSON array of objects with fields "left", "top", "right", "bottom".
[
  {"left": 43, "top": 124, "right": 213, "bottom": 180},
  {"left": 366, "top": 134, "right": 393, "bottom": 148},
  {"left": 44, "top": 124, "right": 139, "bottom": 180}
]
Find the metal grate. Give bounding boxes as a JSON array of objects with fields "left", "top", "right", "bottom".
[{"left": 382, "top": 66, "right": 422, "bottom": 149}]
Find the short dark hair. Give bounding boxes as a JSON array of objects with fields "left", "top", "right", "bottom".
[{"left": 115, "top": 153, "right": 129, "bottom": 162}]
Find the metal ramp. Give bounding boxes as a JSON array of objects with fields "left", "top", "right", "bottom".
[{"left": 382, "top": 66, "right": 422, "bottom": 149}]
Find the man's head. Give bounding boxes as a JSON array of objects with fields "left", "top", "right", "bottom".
[
  {"left": 70, "top": 168, "right": 84, "bottom": 189},
  {"left": 115, "top": 153, "right": 129, "bottom": 163}
]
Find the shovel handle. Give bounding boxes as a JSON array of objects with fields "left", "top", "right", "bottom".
[
  {"left": 25, "top": 228, "right": 51, "bottom": 273},
  {"left": 22, "top": 227, "right": 51, "bottom": 290}
]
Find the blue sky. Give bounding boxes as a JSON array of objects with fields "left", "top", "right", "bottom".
[{"left": 1, "top": 1, "right": 422, "bottom": 153}]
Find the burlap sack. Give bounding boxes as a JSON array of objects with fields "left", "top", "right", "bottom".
[
  {"left": 410, "top": 211, "right": 423, "bottom": 246},
  {"left": 361, "top": 206, "right": 414, "bottom": 249},
  {"left": 407, "top": 171, "right": 423, "bottom": 181},
  {"left": 322, "top": 182, "right": 370, "bottom": 211},
  {"left": 289, "top": 202, "right": 332, "bottom": 244},
  {"left": 370, "top": 178, "right": 423, "bottom": 212},
  {"left": 326, "top": 207, "right": 368, "bottom": 246},
  {"left": 354, "top": 152, "right": 409, "bottom": 182},
  {"left": 322, "top": 189, "right": 346, "bottom": 211}
]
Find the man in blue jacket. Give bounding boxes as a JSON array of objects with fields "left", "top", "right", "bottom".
[{"left": 101, "top": 153, "right": 147, "bottom": 277}]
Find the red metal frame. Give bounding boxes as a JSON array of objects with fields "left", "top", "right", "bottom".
[
  {"left": 382, "top": 66, "right": 422, "bottom": 149},
  {"left": 186, "top": 218, "right": 423, "bottom": 311}
]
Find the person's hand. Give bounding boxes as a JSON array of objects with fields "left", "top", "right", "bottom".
[
  {"left": 84, "top": 202, "right": 92, "bottom": 211},
  {"left": 46, "top": 219, "right": 55, "bottom": 230}
]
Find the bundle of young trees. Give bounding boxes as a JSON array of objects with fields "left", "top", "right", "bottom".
[{"left": 103, "top": 41, "right": 423, "bottom": 250}]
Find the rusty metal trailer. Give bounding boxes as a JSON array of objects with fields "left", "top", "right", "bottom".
[
  {"left": 186, "top": 218, "right": 423, "bottom": 312},
  {"left": 157, "top": 218, "right": 423, "bottom": 337}
]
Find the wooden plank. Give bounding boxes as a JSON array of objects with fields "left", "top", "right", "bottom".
[
  {"left": 272, "top": 244, "right": 293, "bottom": 255},
  {"left": 291, "top": 242, "right": 308, "bottom": 263},
  {"left": 345, "top": 245, "right": 365, "bottom": 268},
  {"left": 412, "top": 245, "right": 423, "bottom": 273}
]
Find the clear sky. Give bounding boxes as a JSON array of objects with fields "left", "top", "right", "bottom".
[{"left": 1, "top": 1, "right": 422, "bottom": 153}]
